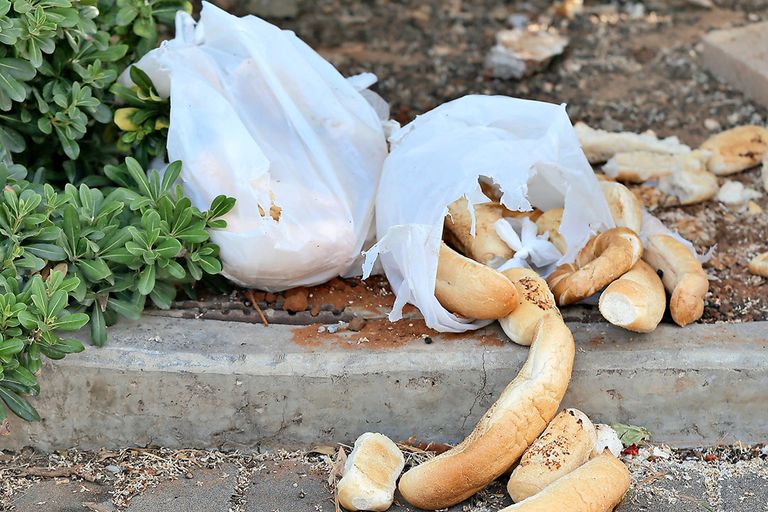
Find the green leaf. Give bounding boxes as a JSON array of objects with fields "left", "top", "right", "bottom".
[
  {"left": 3, "top": 366, "right": 38, "bottom": 392},
  {"left": 137, "top": 264, "right": 155, "bottom": 295},
  {"left": 149, "top": 281, "right": 175, "bottom": 309},
  {"left": 0, "top": 386, "right": 39, "bottom": 421},
  {"left": 90, "top": 303, "right": 106, "bottom": 347},
  {"left": 107, "top": 296, "right": 143, "bottom": 320},
  {"left": 52, "top": 312, "right": 89, "bottom": 331},
  {"left": 154, "top": 237, "right": 181, "bottom": 259},
  {"left": 115, "top": 5, "right": 138, "bottom": 25},
  {"left": 198, "top": 255, "right": 222, "bottom": 275},
  {"left": 77, "top": 259, "right": 112, "bottom": 282},
  {"left": 17, "top": 310, "right": 38, "bottom": 330},
  {"left": 611, "top": 424, "right": 652, "bottom": 447},
  {"left": 25, "top": 243, "right": 66, "bottom": 261},
  {"left": 48, "top": 338, "right": 85, "bottom": 354},
  {"left": 207, "top": 195, "right": 236, "bottom": 220},
  {"left": 0, "top": 338, "right": 24, "bottom": 358}
]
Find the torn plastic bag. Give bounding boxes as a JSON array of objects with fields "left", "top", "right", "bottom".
[
  {"left": 125, "top": 3, "right": 388, "bottom": 290},
  {"left": 363, "top": 95, "right": 616, "bottom": 332}
]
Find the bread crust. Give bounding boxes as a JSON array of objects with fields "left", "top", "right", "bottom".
[
  {"left": 337, "top": 433, "right": 405, "bottom": 511},
  {"left": 435, "top": 242, "right": 518, "bottom": 320},
  {"left": 498, "top": 452, "right": 631, "bottom": 512},
  {"left": 499, "top": 268, "right": 560, "bottom": 346},
  {"left": 445, "top": 197, "right": 514, "bottom": 266},
  {"left": 598, "top": 260, "right": 665, "bottom": 333},
  {"left": 547, "top": 228, "right": 643, "bottom": 306},
  {"left": 506, "top": 408, "right": 597, "bottom": 502},
  {"left": 748, "top": 252, "right": 768, "bottom": 278},
  {"left": 701, "top": 125, "right": 768, "bottom": 176},
  {"left": 398, "top": 314, "right": 575, "bottom": 510},
  {"left": 602, "top": 151, "right": 677, "bottom": 182},
  {"left": 535, "top": 208, "right": 567, "bottom": 254},
  {"left": 642, "top": 234, "right": 708, "bottom": 327},
  {"left": 599, "top": 181, "right": 642, "bottom": 233}
]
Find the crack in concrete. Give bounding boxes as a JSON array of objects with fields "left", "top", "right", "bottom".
[{"left": 461, "top": 350, "right": 488, "bottom": 432}]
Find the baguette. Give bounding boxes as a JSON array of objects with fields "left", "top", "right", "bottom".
[
  {"left": 499, "top": 268, "right": 560, "bottom": 346},
  {"left": 598, "top": 260, "right": 665, "bottom": 333},
  {"left": 337, "top": 433, "right": 405, "bottom": 512},
  {"left": 535, "top": 208, "right": 567, "bottom": 254},
  {"left": 398, "top": 314, "right": 575, "bottom": 510},
  {"left": 498, "top": 452, "right": 631, "bottom": 512},
  {"left": 575, "top": 122, "right": 690, "bottom": 164},
  {"left": 701, "top": 125, "right": 768, "bottom": 175},
  {"left": 435, "top": 242, "right": 518, "bottom": 320},
  {"left": 445, "top": 197, "right": 514, "bottom": 266},
  {"left": 547, "top": 228, "right": 643, "bottom": 306},
  {"left": 599, "top": 181, "right": 642, "bottom": 233},
  {"left": 506, "top": 409, "right": 597, "bottom": 502},
  {"left": 642, "top": 234, "right": 708, "bottom": 327},
  {"left": 748, "top": 252, "right": 768, "bottom": 277}
]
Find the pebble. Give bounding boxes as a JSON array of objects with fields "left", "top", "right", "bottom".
[
  {"left": 105, "top": 465, "right": 122, "bottom": 474},
  {"left": 704, "top": 118, "right": 721, "bottom": 131},
  {"left": 347, "top": 317, "right": 366, "bottom": 332}
]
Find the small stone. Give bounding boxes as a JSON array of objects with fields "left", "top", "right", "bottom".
[
  {"left": 347, "top": 317, "right": 366, "bottom": 332},
  {"left": 185, "top": 472, "right": 194, "bottom": 479},
  {"left": 704, "top": 118, "right": 721, "bottom": 131},
  {"left": 105, "top": 465, "right": 122, "bottom": 474}
]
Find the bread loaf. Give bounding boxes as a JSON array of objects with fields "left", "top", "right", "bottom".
[
  {"left": 498, "top": 452, "right": 631, "bottom": 512},
  {"left": 499, "top": 268, "right": 560, "bottom": 346},
  {"left": 642, "top": 234, "right": 708, "bottom": 326},
  {"left": 398, "top": 314, "right": 575, "bottom": 510},
  {"left": 337, "top": 433, "right": 405, "bottom": 512},
  {"left": 435, "top": 242, "right": 518, "bottom": 320},
  {"left": 598, "top": 260, "right": 665, "bottom": 333},
  {"left": 445, "top": 197, "right": 514, "bottom": 266},
  {"left": 547, "top": 228, "right": 643, "bottom": 306},
  {"left": 506, "top": 408, "right": 597, "bottom": 502},
  {"left": 535, "top": 208, "right": 567, "bottom": 255},
  {"left": 599, "top": 181, "right": 642, "bottom": 233},
  {"left": 701, "top": 125, "right": 768, "bottom": 175}
]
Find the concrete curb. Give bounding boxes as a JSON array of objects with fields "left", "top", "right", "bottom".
[{"left": 5, "top": 316, "right": 767, "bottom": 451}]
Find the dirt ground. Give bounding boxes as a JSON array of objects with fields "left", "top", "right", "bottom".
[{"left": 179, "top": 1, "right": 768, "bottom": 325}]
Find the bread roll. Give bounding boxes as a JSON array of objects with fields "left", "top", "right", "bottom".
[
  {"left": 507, "top": 408, "right": 597, "bottom": 502},
  {"left": 658, "top": 151, "right": 718, "bottom": 206},
  {"left": 445, "top": 197, "right": 514, "bottom": 266},
  {"left": 398, "top": 314, "right": 575, "bottom": 510},
  {"left": 642, "top": 234, "right": 708, "bottom": 327},
  {"left": 547, "top": 228, "right": 643, "bottom": 306},
  {"left": 337, "top": 432, "right": 405, "bottom": 511},
  {"left": 535, "top": 208, "right": 567, "bottom": 254},
  {"left": 598, "top": 260, "right": 665, "bottom": 333},
  {"left": 575, "top": 122, "right": 690, "bottom": 164},
  {"left": 499, "top": 268, "right": 560, "bottom": 346},
  {"left": 701, "top": 125, "right": 768, "bottom": 175},
  {"left": 599, "top": 181, "right": 642, "bottom": 233},
  {"left": 435, "top": 242, "right": 518, "bottom": 320},
  {"left": 748, "top": 252, "right": 768, "bottom": 277},
  {"left": 498, "top": 452, "right": 631, "bottom": 512}
]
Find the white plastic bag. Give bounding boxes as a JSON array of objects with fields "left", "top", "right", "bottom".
[
  {"left": 363, "top": 95, "right": 616, "bottom": 332},
  {"left": 127, "top": 3, "right": 388, "bottom": 290}
]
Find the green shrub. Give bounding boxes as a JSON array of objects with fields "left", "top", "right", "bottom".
[
  {"left": 0, "top": 157, "right": 235, "bottom": 430},
  {"left": 0, "top": 1, "right": 240, "bottom": 431},
  {"left": 0, "top": 0, "right": 189, "bottom": 182}
]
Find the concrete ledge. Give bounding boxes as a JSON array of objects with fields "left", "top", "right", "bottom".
[{"left": 6, "top": 317, "right": 767, "bottom": 451}]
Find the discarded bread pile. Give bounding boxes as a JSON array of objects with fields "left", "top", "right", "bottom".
[
  {"left": 578, "top": 122, "right": 768, "bottom": 281},
  {"left": 333, "top": 293, "right": 631, "bottom": 511}
]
